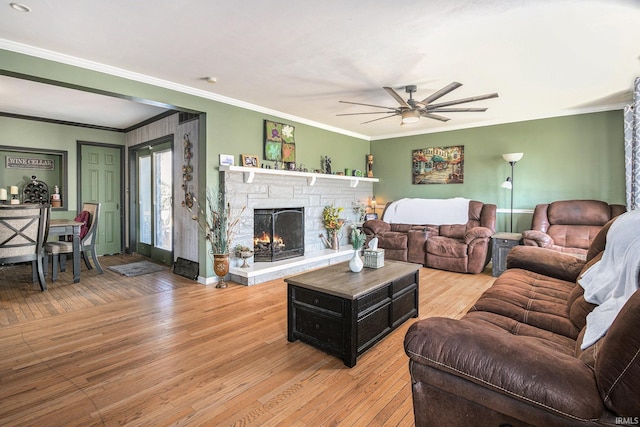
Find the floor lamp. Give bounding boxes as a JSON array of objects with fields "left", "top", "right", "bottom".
[{"left": 500, "top": 152, "right": 524, "bottom": 232}]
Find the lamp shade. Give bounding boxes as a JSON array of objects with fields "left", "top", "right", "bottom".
[
  {"left": 502, "top": 152, "right": 523, "bottom": 163},
  {"left": 401, "top": 110, "right": 420, "bottom": 124},
  {"left": 500, "top": 177, "right": 512, "bottom": 190}
]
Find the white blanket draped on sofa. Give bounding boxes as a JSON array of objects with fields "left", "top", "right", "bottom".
[
  {"left": 382, "top": 197, "right": 470, "bottom": 226},
  {"left": 578, "top": 209, "right": 640, "bottom": 349}
]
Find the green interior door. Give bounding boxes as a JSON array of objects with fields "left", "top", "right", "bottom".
[
  {"left": 80, "top": 144, "right": 122, "bottom": 255},
  {"left": 135, "top": 143, "right": 173, "bottom": 265}
]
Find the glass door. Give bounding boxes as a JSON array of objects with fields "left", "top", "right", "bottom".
[{"left": 135, "top": 141, "right": 173, "bottom": 264}]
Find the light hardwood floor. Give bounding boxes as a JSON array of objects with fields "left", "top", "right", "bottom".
[{"left": 0, "top": 255, "right": 495, "bottom": 426}]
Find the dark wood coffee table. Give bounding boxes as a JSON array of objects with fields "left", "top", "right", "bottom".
[{"left": 285, "top": 260, "right": 420, "bottom": 367}]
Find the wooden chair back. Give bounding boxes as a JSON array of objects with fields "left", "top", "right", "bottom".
[{"left": 0, "top": 204, "right": 49, "bottom": 263}]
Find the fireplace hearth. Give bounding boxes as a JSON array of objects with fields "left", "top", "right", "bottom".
[{"left": 254, "top": 208, "right": 304, "bottom": 262}]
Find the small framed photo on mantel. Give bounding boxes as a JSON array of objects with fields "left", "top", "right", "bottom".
[
  {"left": 241, "top": 154, "right": 259, "bottom": 168},
  {"left": 219, "top": 154, "right": 234, "bottom": 166}
]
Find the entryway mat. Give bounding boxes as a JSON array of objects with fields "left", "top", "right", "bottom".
[{"left": 109, "top": 261, "right": 167, "bottom": 277}]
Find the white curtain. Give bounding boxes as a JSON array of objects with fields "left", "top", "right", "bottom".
[{"left": 624, "top": 77, "right": 640, "bottom": 211}]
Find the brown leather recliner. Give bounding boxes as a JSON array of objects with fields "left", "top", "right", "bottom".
[
  {"left": 522, "top": 199, "right": 626, "bottom": 258},
  {"left": 404, "top": 217, "right": 640, "bottom": 426},
  {"left": 362, "top": 200, "right": 496, "bottom": 274}
]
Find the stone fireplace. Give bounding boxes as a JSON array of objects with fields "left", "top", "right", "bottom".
[
  {"left": 254, "top": 207, "right": 305, "bottom": 262},
  {"left": 221, "top": 166, "right": 376, "bottom": 285}
]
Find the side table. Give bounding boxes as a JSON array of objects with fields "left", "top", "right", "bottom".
[{"left": 491, "top": 232, "right": 522, "bottom": 277}]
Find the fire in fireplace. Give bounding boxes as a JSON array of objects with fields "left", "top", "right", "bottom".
[{"left": 254, "top": 208, "right": 304, "bottom": 262}]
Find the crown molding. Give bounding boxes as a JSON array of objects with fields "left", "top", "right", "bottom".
[
  {"left": 0, "top": 39, "right": 371, "bottom": 141},
  {"left": 1, "top": 39, "right": 626, "bottom": 143},
  {"left": 370, "top": 104, "right": 626, "bottom": 141}
]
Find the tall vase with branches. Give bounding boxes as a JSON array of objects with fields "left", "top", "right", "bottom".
[{"left": 190, "top": 188, "right": 244, "bottom": 288}]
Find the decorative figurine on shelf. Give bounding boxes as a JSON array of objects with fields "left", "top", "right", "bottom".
[
  {"left": 325, "top": 156, "right": 332, "bottom": 174},
  {"left": 367, "top": 154, "right": 374, "bottom": 178}
]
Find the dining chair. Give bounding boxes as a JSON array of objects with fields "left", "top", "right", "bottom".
[
  {"left": 0, "top": 204, "right": 50, "bottom": 291},
  {"left": 45, "top": 202, "right": 104, "bottom": 281}
]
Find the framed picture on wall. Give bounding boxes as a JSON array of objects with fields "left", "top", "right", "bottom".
[
  {"left": 264, "top": 120, "right": 295, "bottom": 162},
  {"left": 412, "top": 145, "right": 464, "bottom": 185}
]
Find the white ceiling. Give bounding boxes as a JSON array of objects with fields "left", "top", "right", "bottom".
[
  {"left": 0, "top": 75, "right": 170, "bottom": 129},
  {"left": 0, "top": 0, "right": 639, "bottom": 139}
]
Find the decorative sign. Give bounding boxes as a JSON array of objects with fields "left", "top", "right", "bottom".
[
  {"left": 412, "top": 145, "right": 464, "bottom": 184},
  {"left": 6, "top": 156, "right": 55, "bottom": 170}
]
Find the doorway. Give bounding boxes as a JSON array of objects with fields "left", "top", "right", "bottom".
[
  {"left": 78, "top": 142, "right": 124, "bottom": 256},
  {"left": 130, "top": 137, "right": 174, "bottom": 265}
]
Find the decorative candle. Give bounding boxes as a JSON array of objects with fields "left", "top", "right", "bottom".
[
  {"left": 0, "top": 188, "right": 6, "bottom": 200},
  {"left": 10, "top": 185, "right": 19, "bottom": 195}
]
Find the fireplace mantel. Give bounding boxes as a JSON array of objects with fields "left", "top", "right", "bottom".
[
  {"left": 220, "top": 165, "right": 379, "bottom": 188},
  {"left": 221, "top": 164, "right": 374, "bottom": 285}
]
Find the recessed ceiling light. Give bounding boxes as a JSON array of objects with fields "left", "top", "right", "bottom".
[{"left": 10, "top": 2, "right": 31, "bottom": 12}]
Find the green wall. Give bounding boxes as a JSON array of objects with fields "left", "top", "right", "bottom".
[
  {"left": 371, "top": 110, "right": 626, "bottom": 232},
  {"left": 0, "top": 49, "right": 370, "bottom": 273},
  {"left": 0, "top": 50, "right": 370, "bottom": 192},
  {"left": 1, "top": 49, "right": 626, "bottom": 236},
  {"left": 0, "top": 117, "right": 125, "bottom": 218}
]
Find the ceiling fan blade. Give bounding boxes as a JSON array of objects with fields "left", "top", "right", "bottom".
[
  {"left": 337, "top": 111, "right": 399, "bottom": 116},
  {"left": 426, "top": 107, "right": 488, "bottom": 113},
  {"left": 420, "top": 82, "right": 463, "bottom": 104},
  {"left": 383, "top": 87, "right": 411, "bottom": 109},
  {"left": 339, "top": 100, "right": 397, "bottom": 110},
  {"left": 361, "top": 113, "right": 400, "bottom": 124},
  {"left": 427, "top": 93, "right": 499, "bottom": 109},
  {"left": 420, "top": 112, "right": 450, "bottom": 122}
]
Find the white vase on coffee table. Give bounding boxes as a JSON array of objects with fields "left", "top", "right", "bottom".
[{"left": 349, "top": 249, "right": 363, "bottom": 272}]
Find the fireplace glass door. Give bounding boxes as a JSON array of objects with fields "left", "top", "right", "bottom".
[{"left": 254, "top": 208, "right": 304, "bottom": 262}]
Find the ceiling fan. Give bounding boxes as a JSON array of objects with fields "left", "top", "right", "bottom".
[{"left": 337, "top": 82, "right": 498, "bottom": 125}]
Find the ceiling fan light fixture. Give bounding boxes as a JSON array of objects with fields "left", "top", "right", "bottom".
[{"left": 401, "top": 110, "right": 420, "bottom": 124}]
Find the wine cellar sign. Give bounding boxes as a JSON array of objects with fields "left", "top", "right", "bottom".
[{"left": 6, "top": 156, "right": 55, "bottom": 170}]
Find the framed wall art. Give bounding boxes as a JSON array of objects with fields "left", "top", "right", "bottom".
[
  {"left": 241, "top": 154, "right": 259, "bottom": 168},
  {"left": 412, "top": 145, "right": 464, "bottom": 184},
  {"left": 264, "top": 120, "right": 295, "bottom": 162},
  {"left": 219, "top": 154, "right": 234, "bottom": 166}
]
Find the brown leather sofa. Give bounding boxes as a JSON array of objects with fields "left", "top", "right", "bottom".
[
  {"left": 404, "top": 217, "right": 640, "bottom": 426},
  {"left": 362, "top": 200, "right": 496, "bottom": 274},
  {"left": 522, "top": 199, "right": 626, "bottom": 258}
]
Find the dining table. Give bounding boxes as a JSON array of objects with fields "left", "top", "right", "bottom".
[{"left": 48, "top": 219, "right": 83, "bottom": 283}]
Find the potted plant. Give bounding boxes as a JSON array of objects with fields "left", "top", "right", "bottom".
[
  {"left": 190, "top": 188, "right": 244, "bottom": 288},
  {"left": 234, "top": 244, "right": 254, "bottom": 268},
  {"left": 349, "top": 225, "right": 365, "bottom": 272},
  {"left": 320, "top": 204, "right": 345, "bottom": 250}
]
